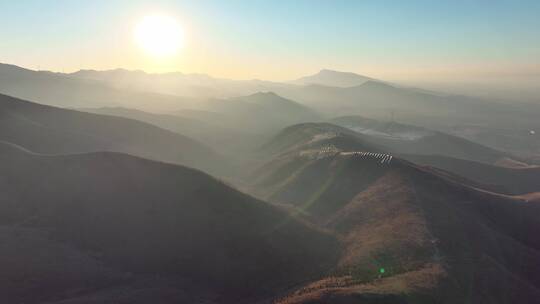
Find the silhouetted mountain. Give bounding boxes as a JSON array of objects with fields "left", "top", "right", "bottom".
[
  {"left": 273, "top": 80, "right": 456, "bottom": 118},
  {"left": 69, "top": 67, "right": 293, "bottom": 99},
  {"left": 0, "top": 142, "right": 339, "bottom": 303},
  {"left": 210, "top": 92, "right": 321, "bottom": 129},
  {"left": 0, "top": 93, "right": 226, "bottom": 174},
  {"left": 271, "top": 80, "right": 540, "bottom": 135},
  {"left": 291, "top": 69, "right": 376, "bottom": 87},
  {"left": 80, "top": 106, "right": 268, "bottom": 163},
  {"left": 250, "top": 150, "right": 540, "bottom": 303},
  {"left": 236, "top": 91, "right": 318, "bottom": 118},
  {"left": 70, "top": 68, "right": 229, "bottom": 99},
  {"left": 0, "top": 63, "right": 196, "bottom": 111}
]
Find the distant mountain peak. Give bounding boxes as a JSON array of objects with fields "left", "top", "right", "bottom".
[
  {"left": 249, "top": 91, "right": 279, "bottom": 97},
  {"left": 230, "top": 91, "right": 320, "bottom": 119},
  {"left": 239, "top": 91, "right": 293, "bottom": 103},
  {"left": 292, "top": 69, "right": 377, "bottom": 88},
  {"left": 359, "top": 80, "right": 395, "bottom": 89},
  {"left": 71, "top": 68, "right": 148, "bottom": 77},
  {"left": 318, "top": 68, "right": 362, "bottom": 75}
]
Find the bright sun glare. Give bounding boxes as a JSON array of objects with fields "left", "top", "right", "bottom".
[{"left": 134, "top": 15, "right": 184, "bottom": 58}]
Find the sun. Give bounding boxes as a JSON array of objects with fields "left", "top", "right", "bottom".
[{"left": 134, "top": 15, "right": 184, "bottom": 58}]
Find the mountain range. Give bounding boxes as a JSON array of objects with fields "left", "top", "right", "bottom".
[
  {"left": 2, "top": 61, "right": 540, "bottom": 303},
  {"left": 2, "top": 62, "right": 540, "bottom": 162}
]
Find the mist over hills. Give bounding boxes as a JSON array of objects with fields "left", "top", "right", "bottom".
[
  {"left": 257, "top": 123, "right": 383, "bottom": 158},
  {"left": 330, "top": 115, "right": 509, "bottom": 164},
  {"left": 202, "top": 92, "right": 322, "bottom": 131},
  {"left": 80, "top": 92, "right": 321, "bottom": 162},
  {"left": 257, "top": 120, "right": 510, "bottom": 166},
  {"left": 2, "top": 61, "right": 540, "bottom": 303},
  {"left": 79, "top": 106, "right": 247, "bottom": 152},
  {"left": 3, "top": 62, "right": 540, "bottom": 161},
  {"left": 273, "top": 80, "right": 538, "bottom": 125},
  {"left": 59, "top": 64, "right": 540, "bottom": 160},
  {"left": 0, "top": 93, "right": 226, "bottom": 175}
]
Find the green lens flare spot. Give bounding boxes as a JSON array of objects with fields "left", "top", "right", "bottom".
[{"left": 379, "top": 268, "right": 385, "bottom": 274}]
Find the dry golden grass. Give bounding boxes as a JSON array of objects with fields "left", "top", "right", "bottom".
[
  {"left": 255, "top": 153, "right": 540, "bottom": 303},
  {"left": 515, "top": 191, "right": 540, "bottom": 203},
  {"left": 494, "top": 157, "right": 532, "bottom": 168},
  {"left": 277, "top": 263, "right": 445, "bottom": 304},
  {"left": 329, "top": 171, "right": 434, "bottom": 272},
  {"left": 275, "top": 170, "right": 446, "bottom": 304}
]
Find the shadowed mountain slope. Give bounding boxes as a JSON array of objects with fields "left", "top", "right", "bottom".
[
  {"left": 0, "top": 93, "right": 227, "bottom": 175},
  {"left": 79, "top": 107, "right": 257, "bottom": 153},
  {"left": 0, "top": 142, "right": 339, "bottom": 304},
  {"left": 78, "top": 91, "right": 322, "bottom": 160},
  {"left": 201, "top": 92, "right": 322, "bottom": 131}
]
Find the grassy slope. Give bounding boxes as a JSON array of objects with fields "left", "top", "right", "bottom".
[{"left": 253, "top": 153, "right": 540, "bottom": 303}]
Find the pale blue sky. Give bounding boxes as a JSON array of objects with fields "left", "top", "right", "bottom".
[{"left": 1, "top": 0, "right": 539, "bottom": 82}]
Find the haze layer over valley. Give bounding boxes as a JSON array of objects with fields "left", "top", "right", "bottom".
[{"left": 1, "top": 1, "right": 540, "bottom": 303}]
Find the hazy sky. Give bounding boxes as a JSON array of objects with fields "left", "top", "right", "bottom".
[{"left": 1, "top": 0, "right": 539, "bottom": 87}]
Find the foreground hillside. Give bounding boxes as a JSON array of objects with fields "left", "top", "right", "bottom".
[
  {"left": 0, "top": 142, "right": 339, "bottom": 304},
  {"left": 4, "top": 127, "right": 539, "bottom": 303},
  {"left": 0, "top": 93, "right": 227, "bottom": 175},
  {"left": 250, "top": 150, "right": 540, "bottom": 303}
]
